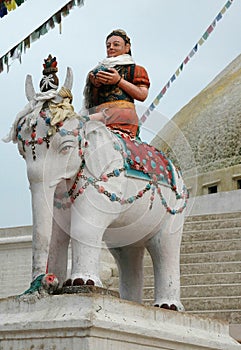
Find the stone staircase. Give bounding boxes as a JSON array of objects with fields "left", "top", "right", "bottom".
[{"left": 110, "top": 212, "right": 241, "bottom": 323}]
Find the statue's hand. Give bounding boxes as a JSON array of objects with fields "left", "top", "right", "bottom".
[
  {"left": 96, "top": 68, "right": 121, "bottom": 85},
  {"left": 89, "top": 72, "right": 102, "bottom": 87}
]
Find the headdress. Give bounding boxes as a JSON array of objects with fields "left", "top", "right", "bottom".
[{"left": 39, "top": 54, "right": 59, "bottom": 92}]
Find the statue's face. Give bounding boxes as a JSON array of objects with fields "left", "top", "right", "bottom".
[{"left": 106, "top": 35, "right": 130, "bottom": 57}]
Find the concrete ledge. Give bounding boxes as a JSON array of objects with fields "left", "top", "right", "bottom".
[
  {"left": 187, "top": 190, "right": 241, "bottom": 216},
  {"left": 0, "top": 292, "right": 240, "bottom": 350}
]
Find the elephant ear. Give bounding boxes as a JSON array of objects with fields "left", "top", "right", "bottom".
[
  {"left": 25, "top": 74, "right": 36, "bottom": 101},
  {"left": 63, "top": 67, "right": 73, "bottom": 91}
]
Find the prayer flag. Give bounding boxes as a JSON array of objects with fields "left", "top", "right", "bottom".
[
  {"left": 207, "top": 25, "right": 214, "bottom": 34},
  {"left": 161, "top": 86, "right": 167, "bottom": 95},
  {"left": 175, "top": 68, "right": 180, "bottom": 76},
  {"left": 140, "top": 115, "right": 146, "bottom": 123},
  {"left": 202, "top": 31, "right": 209, "bottom": 40},
  {"left": 216, "top": 12, "right": 222, "bottom": 21},
  {"left": 156, "top": 92, "right": 163, "bottom": 101},
  {"left": 193, "top": 44, "right": 198, "bottom": 52},
  {"left": 154, "top": 97, "right": 160, "bottom": 105},
  {"left": 0, "top": 0, "right": 26, "bottom": 19},
  {"left": 0, "top": 0, "right": 85, "bottom": 73},
  {"left": 189, "top": 49, "right": 195, "bottom": 58},
  {"left": 170, "top": 74, "right": 176, "bottom": 82},
  {"left": 140, "top": 0, "right": 235, "bottom": 124},
  {"left": 184, "top": 56, "right": 189, "bottom": 64},
  {"left": 225, "top": 1, "right": 232, "bottom": 9},
  {"left": 221, "top": 7, "right": 226, "bottom": 14}
]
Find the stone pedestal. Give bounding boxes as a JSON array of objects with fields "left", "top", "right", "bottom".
[{"left": 0, "top": 289, "right": 240, "bottom": 350}]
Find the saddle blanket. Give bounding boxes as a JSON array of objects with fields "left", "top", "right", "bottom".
[{"left": 113, "top": 131, "right": 176, "bottom": 187}]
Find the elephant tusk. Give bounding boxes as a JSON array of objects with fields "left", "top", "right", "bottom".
[
  {"left": 63, "top": 67, "right": 73, "bottom": 91},
  {"left": 25, "top": 74, "right": 36, "bottom": 101}
]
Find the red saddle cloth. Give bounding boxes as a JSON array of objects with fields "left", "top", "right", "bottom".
[{"left": 114, "top": 131, "right": 175, "bottom": 187}]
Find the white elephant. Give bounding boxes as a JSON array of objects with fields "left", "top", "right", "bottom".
[{"left": 4, "top": 68, "right": 188, "bottom": 311}]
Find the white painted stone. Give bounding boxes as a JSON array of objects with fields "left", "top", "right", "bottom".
[
  {"left": 0, "top": 293, "right": 240, "bottom": 350},
  {"left": 0, "top": 227, "right": 115, "bottom": 299}
]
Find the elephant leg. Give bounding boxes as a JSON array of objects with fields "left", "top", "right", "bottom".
[
  {"left": 145, "top": 216, "right": 185, "bottom": 311},
  {"left": 47, "top": 208, "right": 71, "bottom": 286},
  {"left": 109, "top": 245, "right": 145, "bottom": 303},
  {"left": 65, "top": 199, "right": 116, "bottom": 287},
  {"left": 67, "top": 234, "right": 104, "bottom": 287}
]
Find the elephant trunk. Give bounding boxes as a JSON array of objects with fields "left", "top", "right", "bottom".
[{"left": 30, "top": 181, "right": 56, "bottom": 280}]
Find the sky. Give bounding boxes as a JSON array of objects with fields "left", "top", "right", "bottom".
[{"left": 0, "top": 0, "right": 240, "bottom": 228}]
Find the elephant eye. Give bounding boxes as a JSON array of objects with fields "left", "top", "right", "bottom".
[
  {"left": 59, "top": 140, "right": 75, "bottom": 155},
  {"left": 61, "top": 145, "right": 72, "bottom": 154}
]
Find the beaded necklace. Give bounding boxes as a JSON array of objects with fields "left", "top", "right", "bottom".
[{"left": 17, "top": 113, "right": 188, "bottom": 215}]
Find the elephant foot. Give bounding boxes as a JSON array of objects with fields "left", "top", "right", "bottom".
[
  {"left": 155, "top": 303, "right": 177, "bottom": 311},
  {"left": 63, "top": 278, "right": 95, "bottom": 287},
  {"left": 154, "top": 303, "right": 178, "bottom": 311}
]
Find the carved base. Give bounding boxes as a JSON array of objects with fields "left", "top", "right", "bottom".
[
  {"left": 57, "top": 284, "right": 120, "bottom": 297},
  {"left": 0, "top": 288, "right": 240, "bottom": 350}
]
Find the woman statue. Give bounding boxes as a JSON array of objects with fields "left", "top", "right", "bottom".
[{"left": 82, "top": 29, "right": 150, "bottom": 138}]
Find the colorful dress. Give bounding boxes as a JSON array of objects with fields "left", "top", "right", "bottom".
[{"left": 85, "top": 63, "right": 150, "bottom": 138}]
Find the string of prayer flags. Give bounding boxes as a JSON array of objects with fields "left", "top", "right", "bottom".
[
  {"left": 140, "top": 0, "right": 235, "bottom": 125},
  {"left": 0, "top": 0, "right": 26, "bottom": 19},
  {"left": 0, "top": 0, "right": 84, "bottom": 74}
]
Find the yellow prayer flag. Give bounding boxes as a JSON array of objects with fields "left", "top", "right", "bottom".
[
  {"left": 154, "top": 98, "right": 159, "bottom": 105},
  {"left": 5, "top": 0, "right": 16, "bottom": 11},
  {"left": 175, "top": 68, "right": 180, "bottom": 76},
  {"left": 221, "top": 7, "right": 226, "bottom": 14}
]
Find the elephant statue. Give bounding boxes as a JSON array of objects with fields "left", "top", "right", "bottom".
[{"left": 4, "top": 66, "right": 188, "bottom": 311}]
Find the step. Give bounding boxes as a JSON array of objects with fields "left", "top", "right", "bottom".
[
  {"left": 183, "top": 217, "right": 241, "bottom": 232},
  {"left": 140, "top": 283, "right": 241, "bottom": 300},
  {"left": 181, "top": 239, "right": 241, "bottom": 254},
  {"left": 182, "top": 227, "right": 241, "bottom": 242},
  {"left": 180, "top": 250, "right": 241, "bottom": 264},
  {"left": 112, "top": 261, "right": 241, "bottom": 279},
  {"left": 185, "top": 310, "right": 241, "bottom": 323},
  {"left": 182, "top": 272, "right": 241, "bottom": 285},
  {"left": 182, "top": 296, "right": 241, "bottom": 312},
  {"left": 180, "top": 261, "right": 241, "bottom": 275},
  {"left": 110, "top": 271, "right": 241, "bottom": 292},
  {"left": 185, "top": 212, "right": 241, "bottom": 222},
  {"left": 143, "top": 261, "right": 241, "bottom": 275},
  {"left": 143, "top": 296, "right": 241, "bottom": 312},
  {"left": 141, "top": 278, "right": 241, "bottom": 299},
  {"left": 181, "top": 284, "right": 241, "bottom": 298}
]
